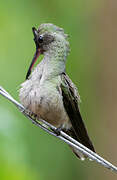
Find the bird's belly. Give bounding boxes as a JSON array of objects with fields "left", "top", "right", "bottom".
[
  {"left": 38, "top": 94, "right": 68, "bottom": 127},
  {"left": 20, "top": 82, "right": 69, "bottom": 128}
]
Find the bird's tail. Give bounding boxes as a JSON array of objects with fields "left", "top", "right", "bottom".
[{"left": 64, "top": 127, "right": 95, "bottom": 160}]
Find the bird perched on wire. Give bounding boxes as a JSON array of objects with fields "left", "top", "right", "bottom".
[{"left": 19, "top": 23, "right": 95, "bottom": 160}]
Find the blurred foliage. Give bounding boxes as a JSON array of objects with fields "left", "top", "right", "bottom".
[{"left": 0, "top": 0, "right": 117, "bottom": 180}]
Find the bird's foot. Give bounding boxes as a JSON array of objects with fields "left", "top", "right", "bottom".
[
  {"left": 51, "top": 126, "right": 62, "bottom": 136},
  {"left": 26, "top": 110, "right": 37, "bottom": 119}
]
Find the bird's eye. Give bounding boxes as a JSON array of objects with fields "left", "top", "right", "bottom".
[{"left": 38, "top": 35, "right": 43, "bottom": 43}]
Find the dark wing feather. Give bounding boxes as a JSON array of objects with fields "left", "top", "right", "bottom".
[{"left": 61, "top": 73, "right": 95, "bottom": 152}]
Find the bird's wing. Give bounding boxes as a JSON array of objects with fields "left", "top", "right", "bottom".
[{"left": 60, "top": 72, "right": 95, "bottom": 152}]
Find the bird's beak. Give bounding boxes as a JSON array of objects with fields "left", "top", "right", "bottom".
[{"left": 26, "top": 27, "right": 40, "bottom": 79}]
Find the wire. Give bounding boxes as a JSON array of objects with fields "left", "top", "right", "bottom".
[{"left": 0, "top": 86, "right": 117, "bottom": 173}]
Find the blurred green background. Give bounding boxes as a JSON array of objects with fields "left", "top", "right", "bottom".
[{"left": 0, "top": 0, "right": 117, "bottom": 179}]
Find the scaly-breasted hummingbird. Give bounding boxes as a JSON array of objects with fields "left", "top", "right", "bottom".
[{"left": 19, "top": 23, "right": 95, "bottom": 160}]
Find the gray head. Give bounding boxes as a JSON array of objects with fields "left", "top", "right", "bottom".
[{"left": 26, "top": 23, "right": 70, "bottom": 79}]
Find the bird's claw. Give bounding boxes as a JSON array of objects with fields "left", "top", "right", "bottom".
[{"left": 51, "top": 126, "right": 62, "bottom": 136}]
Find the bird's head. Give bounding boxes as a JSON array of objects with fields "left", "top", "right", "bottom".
[{"left": 26, "top": 23, "right": 70, "bottom": 79}]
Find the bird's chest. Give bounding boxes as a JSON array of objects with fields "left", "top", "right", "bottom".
[
  {"left": 20, "top": 79, "right": 68, "bottom": 127},
  {"left": 37, "top": 82, "right": 62, "bottom": 111}
]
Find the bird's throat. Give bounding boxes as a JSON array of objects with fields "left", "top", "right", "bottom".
[{"left": 41, "top": 52, "right": 66, "bottom": 79}]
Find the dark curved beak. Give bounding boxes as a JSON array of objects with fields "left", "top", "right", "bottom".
[
  {"left": 26, "top": 27, "right": 40, "bottom": 79},
  {"left": 32, "top": 27, "right": 38, "bottom": 45}
]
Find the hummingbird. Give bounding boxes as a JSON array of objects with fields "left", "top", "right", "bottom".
[{"left": 19, "top": 23, "right": 95, "bottom": 160}]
